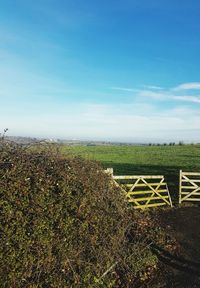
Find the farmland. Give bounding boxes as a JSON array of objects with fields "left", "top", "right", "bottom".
[{"left": 61, "top": 144, "right": 200, "bottom": 202}]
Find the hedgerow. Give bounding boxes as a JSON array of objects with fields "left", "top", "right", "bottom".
[{"left": 0, "top": 140, "right": 169, "bottom": 287}]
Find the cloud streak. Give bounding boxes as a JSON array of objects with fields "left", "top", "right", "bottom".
[
  {"left": 143, "top": 85, "right": 164, "bottom": 90},
  {"left": 111, "top": 82, "right": 200, "bottom": 105},
  {"left": 139, "top": 90, "right": 200, "bottom": 103},
  {"left": 136, "top": 83, "right": 200, "bottom": 104},
  {"left": 110, "top": 87, "right": 138, "bottom": 92},
  {"left": 174, "top": 82, "right": 200, "bottom": 90},
  {"left": 173, "top": 95, "right": 200, "bottom": 103}
]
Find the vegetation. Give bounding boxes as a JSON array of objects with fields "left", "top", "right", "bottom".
[
  {"left": 61, "top": 144, "right": 200, "bottom": 202},
  {"left": 0, "top": 140, "right": 174, "bottom": 287}
]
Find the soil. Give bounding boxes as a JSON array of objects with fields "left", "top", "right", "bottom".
[{"left": 149, "top": 206, "right": 200, "bottom": 287}]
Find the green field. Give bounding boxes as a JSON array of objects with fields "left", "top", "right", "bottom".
[{"left": 61, "top": 144, "right": 200, "bottom": 202}]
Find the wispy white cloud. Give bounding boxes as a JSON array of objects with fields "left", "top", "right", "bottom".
[
  {"left": 143, "top": 85, "right": 164, "bottom": 90},
  {"left": 138, "top": 90, "right": 169, "bottom": 100},
  {"left": 111, "top": 82, "right": 200, "bottom": 100},
  {"left": 174, "top": 82, "right": 200, "bottom": 90},
  {"left": 137, "top": 86, "right": 200, "bottom": 104},
  {"left": 172, "top": 95, "right": 200, "bottom": 103},
  {"left": 110, "top": 87, "right": 138, "bottom": 92}
]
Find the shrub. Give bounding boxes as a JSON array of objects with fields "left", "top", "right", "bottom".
[{"left": 0, "top": 140, "right": 166, "bottom": 287}]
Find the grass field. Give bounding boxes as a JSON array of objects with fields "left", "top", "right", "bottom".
[{"left": 61, "top": 144, "right": 200, "bottom": 202}]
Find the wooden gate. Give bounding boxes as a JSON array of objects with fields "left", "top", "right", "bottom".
[
  {"left": 179, "top": 170, "right": 200, "bottom": 204},
  {"left": 105, "top": 169, "right": 172, "bottom": 209}
]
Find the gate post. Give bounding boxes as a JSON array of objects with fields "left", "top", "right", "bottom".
[
  {"left": 179, "top": 170, "right": 182, "bottom": 204},
  {"left": 105, "top": 168, "right": 114, "bottom": 177}
]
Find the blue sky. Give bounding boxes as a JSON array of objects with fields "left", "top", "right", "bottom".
[{"left": 1, "top": 0, "right": 200, "bottom": 142}]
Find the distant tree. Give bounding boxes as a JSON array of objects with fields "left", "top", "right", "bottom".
[{"left": 178, "top": 141, "right": 184, "bottom": 146}]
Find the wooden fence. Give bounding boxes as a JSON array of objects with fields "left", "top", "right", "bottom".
[
  {"left": 105, "top": 169, "right": 172, "bottom": 210},
  {"left": 179, "top": 170, "right": 200, "bottom": 204}
]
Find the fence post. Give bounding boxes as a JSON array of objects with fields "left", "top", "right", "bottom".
[
  {"left": 105, "top": 168, "right": 114, "bottom": 177},
  {"left": 179, "top": 170, "right": 182, "bottom": 204}
]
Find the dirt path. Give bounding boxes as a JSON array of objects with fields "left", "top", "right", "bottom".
[{"left": 152, "top": 207, "right": 200, "bottom": 287}]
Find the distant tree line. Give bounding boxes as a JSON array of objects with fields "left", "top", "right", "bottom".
[{"left": 148, "top": 141, "right": 185, "bottom": 146}]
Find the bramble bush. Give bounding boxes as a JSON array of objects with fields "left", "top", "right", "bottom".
[{"left": 0, "top": 139, "right": 171, "bottom": 287}]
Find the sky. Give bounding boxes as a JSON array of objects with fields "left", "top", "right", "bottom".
[{"left": 1, "top": 0, "right": 200, "bottom": 143}]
